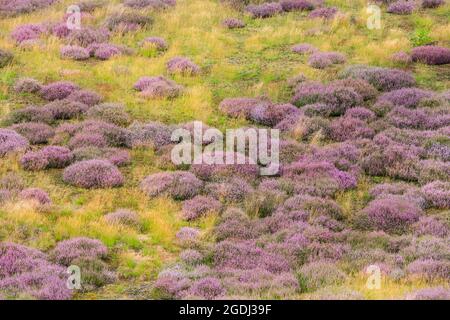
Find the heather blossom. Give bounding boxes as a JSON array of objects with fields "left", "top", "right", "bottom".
[
  {"left": 182, "top": 195, "right": 222, "bottom": 220},
  {"left": 140, "top": 171, "right": 203, "bottom": 200},
  {"left": 60, "top": 45, "right": 90, "bottom": 61},
  {"left": 11, "top": 24, "right": 43, "bottom": 44},
  {"left": 10, "top": 122, "right": 54, "bottom": 144},
  {"left": 246, "top": 2, "right": 283, "bottom": 18},
  {"left": 19, "top": 188, "right": 51, "bottom": 205},
  {"left": 13, "top": 78, "right": 42, "bottom": 94},
  {"left": 411, "top": 45, "right": 450, "bottom": 65},
  {"left": 387, "top": 1, "right": 416, "bottom": 15},
  {"left": 0, "top": 128, "right": 29, "bottom": 157},
  {"left": 166, "top": 57, "right": 200, "bottom": 75},
  {"left": 40, "top": 81, "right": 79, "bottom": 101},
  {"left": 133, "top": 76, "right": 183, "bottom": 99},
  {"left": 63, "top": 160, "right": 124, "bottom": 188}
]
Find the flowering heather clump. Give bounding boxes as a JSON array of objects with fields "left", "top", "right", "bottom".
[
  {"left": 133, "top": 76, "right": 183, "bottom": 99},
  {"left": 246, "top": 2, "right": 282, "bottom": 18},
  {"left": 330, "top": 78, "right": 378, "bottom": 101},
  {"left": 418, "top": 159, "right": 450, "bottom": 184},
  {"left": 51, "top": 237, "right": 108, "bottom": 266},
  {"left": 50, "top": 22, "right": 71, "bottom": 38},
  {"left": 308, "top": 52, "right": 346, "bottom": 69},
  {"left": 280, "top": 0, "right": 318, "bottom": 12},
  {"left": 249, "top": 103, "right": 300, "bottom": 126},
  {"left": 387, "top": 1, "right": 415, "bottom": 15},
  {"left": 206, "top": 178, "right": 253, "bottom": 203},
  {"left": 140, "top": 36, "right": 168, "bottom": 50},
  {"left": 10, "top": 122, "right": 54, "bottom": 144},
  {"left": 0, "top": 49, "right": 13, "bottom": 68},
  {"left": 297, "top": 261, "right": 347, "bottom": 292},
  {"left": 182, "top": 195, "right": 222, "bottom": 220},
  {"left": 412, "top": 216, "right": 448, "bottom": 237},
  {"left": 292, "top": 43, "right": 317, "bottom": 54},
  {"left": 308, "top": 7, "right": 338, "bottom": 19},
  {"left": 189, "top": 277, "right": 224, "bottom": 300},
  {"left": 67, "top": 89, "right": 102, "bottom": 107},
  {"left": 176, "top": 227, "right": 200, "bottom": 243},
  {"left": 7, "top": 105, "right": 53, "bottom": 124},
  {"left": 21, "top": 151, "right": 49, "bottom": 171},
  {"left": 13, "top": 78, "right": 42, "bottom": 94},
  {"left": 167, "top": 57, "right": 200, "bottom": 76},
  {"left": 105, "top": 12, "right": 153, "bottom": 32},
  {"left": 68, "top": 132, "right": 107, "bottom": 149},
  {"left": 89, "top": 43, "right": 122, "bottom": 60},
  {"left": 345, "top": 107, "right": 376, "bottom": 121},
  {"left": 19, "top": 188, "right": 51, "bottom": 205},
  {"left": 421, "top": 0, "right": 445, "bottom": 8},
  {"left": 330, "top": 116, "right": 375, "bottom": 141},
  {"left": 406, "top": 287, "right": 450, "bottom": 300},
  {"left": 63, "top": 160, "right": 124, "bottom": 188},
  {"left": 279, "top": 195, "right": 344, "bottom": 220},
  {"left": 421, "top": 181, "right": 450, "bottom": 209},
  {"left": 340, "top": 65, "right": 415, "bottom": 91},
  {"left": 60, "top": 45, "right": 90, "bottom": 61},
  {"left": 411, "top": 46, "right": 450, "bottom": 65},
  {"left": 67, "top": 27, "right": 110, "bottom": 47},
  {"left": 376, "top": 88, "right": 434, "bottom": 109},
  {"left": 141, "top": 171, "right": 203, "bottom": 200},
  {"left": 360, "top": 197, "right": 422, "bottom": 234},
  {"left": 0, "top": 129, "right": 29, "bottom": 157},
  {"left": 124, "top": 0, "right": 176, "bottom": 9},
  {"left": 40, "top": 81, "right": 79, "bottom": 101},
  {"left": 129, "top": 121, "right": 174, "bottom": 148},
  {"left": 105, "top": 209, "right": 140, "bottom": 227},
  {"left": 406, "top": 259, "right": 449, "bottom": 280},
  {"left": 219, "top": 97, "right": 268, "bottom": 118},
  {"left": 44, "top": 99, "right": 89, "bottom": 120},
  {"left": 392, "top": 51, "right": 412, "bottom": 64},
  {"left": 0, "top": 242, "right": 71, "bottom": 300},
  {"left": 73, "top": 147, "right": 130, "bottom": 166},
  {"left": 153, "top": 269, "right": 191, "bottom": 299},
  {"left": 386, "top": 106, "right": 429, "bottom": 129},
  {"left": 86, "top": 103, "right": 131, "bottom": 126},
  {"left": 180, "top": 249, "right": 203, "bottom": 265},
  {"left": 11, "top": 24, "right": 43, "bottom": 44},
  {"left": 222, "top": 18, "right": 245, "bottom": 29}
]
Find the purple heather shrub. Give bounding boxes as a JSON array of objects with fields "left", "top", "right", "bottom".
[
  {"left": 67, "top": 27, "right": 110, "bottom": 47},
  {"left": 411, "top": 45, "right": 450, "bottom": 65},
  {"left": 74, "top": 120, "right": 132, "bottom": 148},
  {"left": 360, "top": 197, "right": 422, "bottom": 234},
  {"left": 330, "top": 78, "right": 379, "bottom": 101},
  {"left": 376, "top": 88, "right": 434, "bottom": 109},
  {"left": 141, "top": 171, "right": 203, "bottom": 200},
  {"left": 167, "top": 57, "right": 200, "bottom": 76},
  {"left": 134, "top": 76, "right": 183, "bottom": 99},
  {"left": 214, "top": 240, "right": 290, "bottom": 273},
  {"left": 387, "top": 1, "right": 415, "bottom": 15},
  {"left": 292, "top": 43, "right": 317, "bottom": 54},
  {"left": 189, "top": 277, "right": 224, "bottom": 300},
  {"left": 13, "top": 77, "right": 42, "bottom": 94},
  {"left": 104, "top": 209, "right": 140, "bottom": 227},
  {"left": 68, "top": 132, "right": 108, "bottom": 149},
  {"left": 20, "top": 151, "right": 49, "bottom": 171},
  {"left": 406, "top": 259, "right": 449, "bottom": 280},
  {"left": 281, "top": 0, "right": 321, "bottom": 11},
  {"left": 418, "top": 159, "right": 450, "bottom": 184},
  {"left": 153, "top": 269, "right": 191, "bottom": 299},
  {"left": 219, "top": 97, "right": 269, "bottom": 118},
  {"left": 104, "top": 12, "right": 153, "bottom": 33},
  {"left": 176, "top": 227, "right": 200, "bottom": 245},
  {"left": 386, "top": 106, "right": 429, "bottom": 129},
  {"left": 307, "top": 242, "right": 351, "bottom": 263},
  {"left": 123, "top": 0, "right": 176, "bottom": 9},
  {"left": 401, "top": 236, "right": 448, "bottom": 260},
  {"left": 412, "top": 216, "right": 448, "bottom": 237},
  {"left": 330, "top": 116, "right": 375, "bottom": 141},
  {"left": 0, "top": 0, "right": 57, "bottom": 16},
  {"left": 60, "top": 45, "right": 90, "bottom": 61},
  {"left": 246, "top": 2, "right": 282, "bottom": 18},
  {"left": 44, "top": 99, "right": 89, "bottom": 120},
  {"left": 10, "top": 122, "right": 54, "bottom": 144},
  {"left": 222, "top": 18, "right": 246, "bottom": 29},
  {"left": 421, "top": 181, "right": 450, "bottom": 209},
  {"left": 0, "top": 242, "right": 71, "bottom": 300},
  {"left": 340, "top": 65, "right": 415, "bottom": 91},
  {"left": 180, "top": 249, "right": 203, "bottom": 265},
  {"left": 86, "top": 103, "right": 131, "bottom": 126},
  {"left": 345, "top": 107, "right": 376, "bottom": 121},
  {"left": 206, "top": 178, "right": 254, "bottom": 203},
  {"left": 19, "top": 187, "right": 51, "bottom": 205},
  {"left": 182, "top": 195, "right": 222, "bottom": 220},
  {"left": 67, "top": 89, "right": 102, "bottom": 107},
  {"left": 91, "top": 43, "right": 122, "bottom": 60},
  {"left": 391, "top": 51, "right": 412, "bottom": 64},
  {"left": 7, "top": 105, "right": 53, "bottom": 124},
  {"left": 308, "top": 6, "right": 338, "bottom": 19},
  {"left": 249, "top": 103, "right": 300, "bottom": 126},
  {"left": 50, "top": 22, "right": 71, "bottom": 38},
  {"left": 40, "top": 81, "right": 79, "bottom": 101},
  {"left": 308, "top": 51, "right": 346, "bottom": 69},
  {"left": 140, "top": 36, "right": 168, "bottom": 50},
  {"left": 63, "top": 159, "right": 124, "bottom": 188},
  {"left": 11, "top": 24, "right": 43, "bottom": 44},
  {"left": 297, "top": 261, "right": 347, "bottom": 291},
  {"left": 39, "top": 146, "right": 74, "bottom": 168},
  {"left": 406, "top": 287, "right": 450, "bottom": 300},
  {"left": 129, "top": 121, "right": 174, "bottom": 148},
  {"left": 0, "top": 128, "right": 29, "bottom": 157},
  {"left": 214, "top": 208, "right": 262, "bottom": 241},
  {"left": 50, "top": 237, "right": 108, "bottom": 266},
  {"left": 421, "top": 0, "right": 445, "bottom": 8}
]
